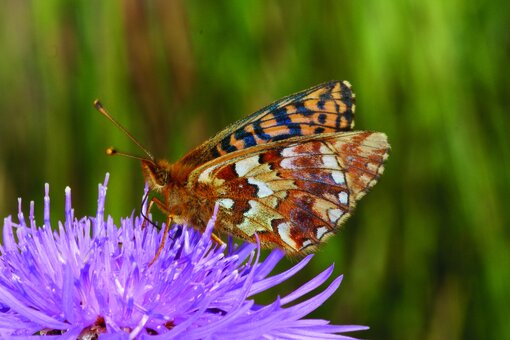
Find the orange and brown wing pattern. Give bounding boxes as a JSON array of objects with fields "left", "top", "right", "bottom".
[
  {"left": 189, "top": 131, "right": 389, "bottom": 254},
  {"left": 178, "top": 81, "right": 355, "bottom": 168}
]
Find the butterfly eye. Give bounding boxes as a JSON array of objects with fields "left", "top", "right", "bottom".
[
  {"left": 155, "top": 167, "right": 169, "bottom": 186},
  {"left": 141, "top": 160, "right": 169, "bottom": 190}
]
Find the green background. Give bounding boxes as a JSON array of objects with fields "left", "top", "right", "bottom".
[{"left": 0, "top": 1, "right": 508, "bottom": 339}]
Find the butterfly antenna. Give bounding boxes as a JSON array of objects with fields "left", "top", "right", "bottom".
[
  {"left": 105, "top": 147, "right": 153, "bottom": 161},
  {"left": 94, "top": 99, "right": 155, "bottom": 161}
]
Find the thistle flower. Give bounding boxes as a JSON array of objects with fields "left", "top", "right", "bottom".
[{"left": 0, "top": 174, "right": 367, "bottom": 339}]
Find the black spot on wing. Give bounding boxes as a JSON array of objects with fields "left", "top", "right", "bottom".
[
  {"left": 319, "top": 82, "right": 335, "bottom": 101},
  {"left": 234, "top": 128, "right": 257, "bottom": 148},
  {"left": 288, "top": 123, "right": 302, "bottom": 135},
  {"left": 339, "top": 82, "right": 355, "bottom": 128},
  {"left": 271, "top": 107, "right": 303, "bottom": 138},
  {"left": 318, "top": 113, "right": 327, "bottom": 124},
  {"left": 294, "top": 101, "right": 313, "bottom": 116},
  {"left": 335, "top": 109, "right": 342, "bottom": 129},
  {"left": 220, "top": 136, "right": 238, "bottom": 153},
  {"left": 211, "top": 147, "right": 221, "bottom": 158},
  {"left": 253, "top": 121, "right": 272, "bottom": 140},
  {"left": 272, "top": 107, "right": 290, "bottom": 123},
  {"left": 340, "top": 81, "right": 353, "bottom": 108}
]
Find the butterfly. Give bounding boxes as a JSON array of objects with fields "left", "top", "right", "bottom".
[{"left": 95, "top": 81, "right": 389, "bottom": 258}]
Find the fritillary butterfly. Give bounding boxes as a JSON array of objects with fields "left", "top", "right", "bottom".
[{"left": 96, "top": 81, "right": 390, "bottom": 257}]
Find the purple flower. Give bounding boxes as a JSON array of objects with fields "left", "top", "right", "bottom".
[{"left": 0, "top": 174, "right": 367, "bottom": 339}]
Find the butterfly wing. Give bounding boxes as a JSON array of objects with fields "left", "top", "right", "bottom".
[
  {"left": 188, "top": 131, "right": 389, "bottom": 254},
  {"left": 178, "top": 81, "right": 356, "bottom": 168}
]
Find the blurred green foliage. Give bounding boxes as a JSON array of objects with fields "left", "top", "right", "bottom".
[{"left": 0, "top": 1, "right": 509, "bottom": 339}]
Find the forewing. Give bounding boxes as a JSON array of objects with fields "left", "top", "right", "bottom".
[
  {"left": 178, "top": 81, "right": 355, "bottom": 168},
  {"left": 189, "top": 131, "right": 389, "bottom": 254}
]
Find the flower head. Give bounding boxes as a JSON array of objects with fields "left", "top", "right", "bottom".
[{"left": 0, "top": 174, "right": 367, "bottom": 338}]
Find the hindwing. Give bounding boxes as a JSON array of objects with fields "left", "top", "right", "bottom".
[{"left": 188, "top": 131, "right": 389, "bottom": 253}]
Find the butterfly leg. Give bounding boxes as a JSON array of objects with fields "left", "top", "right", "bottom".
[
  {"left": 142, "top": 196, "right": 169, "bottom": 229},
  {"left": 148, "top": 214, "right": 173, "bottom": 267},
  {"left": 142, "top": 196, "right": 175, "bottom": 266},
  {"left": 211, "top": 233, "right": 225, "bottom": 246}
]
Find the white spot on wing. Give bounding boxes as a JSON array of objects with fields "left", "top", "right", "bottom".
[
  {"left": 316, "top": 226, "right": 329, "bottom": 240},
  {"left": 319, "top": 144, "right": 331, "bottom": 154},
  {"left": 281, "top": 144, "right": 300, "bottom": 157},
  {"left": 217, "top": 198, "right": 234, "bottom": 209},
  {"left": 331, "top": 170, "right": 345, "bottom": 184},
  {"left": 198, "top": 164, "right": 219, "bottom": 183},
  {"left": 327, "top": 208, "right": 343, "bottom": 223},
  {"left": 322, "top": 155, "right": 338, "bottom": 168},
  {"left": 235, "top": 156, "right": 261, "bottom": 177},
  {"left": 237, "top": 200, "right": 273, "bottom": 235},
  {"left": 278, "top": 222, "right": 297, "bottom": 249},
  {"left": 338, "top": 191, "right": 348, "bottom": 205},
  {"left": 280, "top": 158, "right": 294, "bottom": 169},
  {"left": 237, "top": 201, "right": 260, "bottom": 235},
  {"left": 247, "top": 177, "right": 274, "bottom": 197},
  {"left": 302, "top": 239, "right": 313, "bottom": 248}
]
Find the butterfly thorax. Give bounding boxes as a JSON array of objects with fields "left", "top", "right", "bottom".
[{"left": 141, "top": 159, "right": 214, "bottom": 229}]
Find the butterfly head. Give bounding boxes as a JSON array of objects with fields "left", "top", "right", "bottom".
[{"left": 142, "top": 159, "right": 172, "bottom": 191}]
